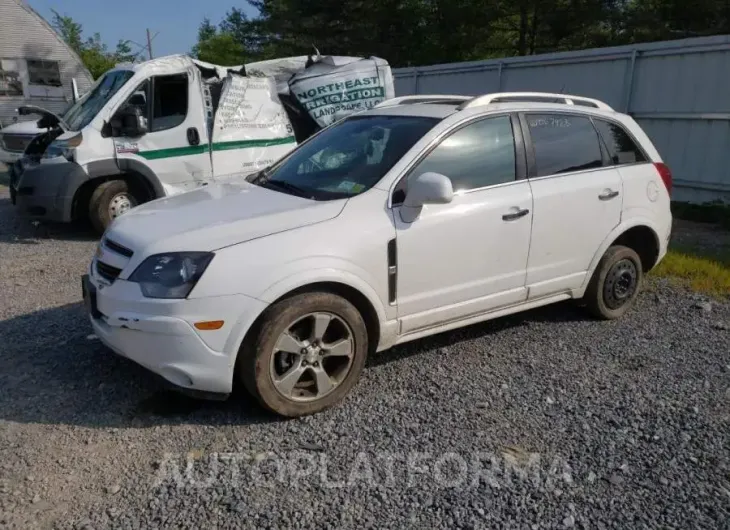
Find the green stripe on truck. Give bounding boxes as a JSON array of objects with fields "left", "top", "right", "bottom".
[{"left": 137, "top": 136, "right": 297, "bottom": 160}]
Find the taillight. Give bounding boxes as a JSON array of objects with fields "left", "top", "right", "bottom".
[{"left": 654, "top": 162, "right": 672, "bottom": 195}]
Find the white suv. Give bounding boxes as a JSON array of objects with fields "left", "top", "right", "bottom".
[{"left": 83, "top": 92, "right": 673, "bottom": 417}]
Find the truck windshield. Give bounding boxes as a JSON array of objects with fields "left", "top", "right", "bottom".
[
  {"left": 251, "top": 115, "right": 439, "bottom": 200},
  {"left": 63, "top": 70, "right": 134, "bottom": 131}
]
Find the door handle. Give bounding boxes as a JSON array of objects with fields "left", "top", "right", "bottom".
[
  {"left": 187, "top": 127, "right": 200, "bottom": 146},
  {"left": 502, "top": 208, "right": 530, "bottom": 221},
  {"left": 599, "top": 189, "right": 619, "bottom": 201}
]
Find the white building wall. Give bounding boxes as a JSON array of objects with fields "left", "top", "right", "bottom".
[{"left": 0, "top": 0, "right": 94, "bottom": 126}]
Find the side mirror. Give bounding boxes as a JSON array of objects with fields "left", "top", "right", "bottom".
[
  {"left": 110, "top": 105, "right": 148, "bottom": 137},
  {"left": 128, "top": 93, "right": 146, "bottom": 107},
  {"left": 71, "top": 78, "right": 80, "bottom": 103},
  {"left": 400, "top": 172, "right": 453, "bottom": 223}
]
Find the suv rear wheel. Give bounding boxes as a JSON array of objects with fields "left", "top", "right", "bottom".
[
  {"left": 583, "top": 245, "right": 643, "bottom": 320},
  {"left": 88, "top": 179, "right": 141, "bottom": 235},
  {"left": 239, "top": 292, "right": 368, "bottom": 417}
]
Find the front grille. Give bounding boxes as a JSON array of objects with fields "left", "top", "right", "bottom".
[
  {"left": 2, "top": 134, "right": 35, "bottom": 153},
  {"left": 96, "top": 260, "right": 122, "bottom": 283},
  {"left": 103, "top": 238, "right": 134, "bottom": 258}
]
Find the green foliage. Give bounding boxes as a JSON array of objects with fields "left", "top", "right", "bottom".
[
  {"left": 672, "top": 201, "right": 730, "bottom": 231},
  {"left": 191, "top": 18, "right": 247, "bottom": 65},
  {"left": 192, "top": 0, "right": 730, "bottom": 68},
  {"left": 51, "top": 10, "right": 137, "bottom": 79}
]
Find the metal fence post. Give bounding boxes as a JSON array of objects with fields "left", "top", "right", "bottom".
[
  {"left": 413, "top": 70, "right": 420, "bottom": 95},
  {"left": 497, "top": 62, "right": 504, "bottom": 91},
  {"left": 623, "top": 49, "right": 638, "bottom": 113}
]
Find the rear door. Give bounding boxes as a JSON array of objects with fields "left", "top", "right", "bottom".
[
  {"left": 522, "top": 112, "right": 623, "bottom": 298},
  {"left": 113, "top": 70, "right": 212, "bottom": 196}
]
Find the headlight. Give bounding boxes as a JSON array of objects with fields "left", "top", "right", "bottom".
[
  {"left": 43, "top": 132, "right": 82, "bottom": 161},
  {"left": 128, "top": 252, "right": 214, "bottom": 299}
]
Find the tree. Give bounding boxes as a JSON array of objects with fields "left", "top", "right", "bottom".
[
  {"left": 195, "top": 0, "right": 730, "bottom": 68},
  {"left": 191, "top": 18, "right": 247, "bottom": 65},
  {"left": 51, "top": 10, "right": 137, "bottom": 79}
]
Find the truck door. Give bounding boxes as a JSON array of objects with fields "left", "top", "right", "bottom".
[
  {"left": 211, "top": 74, "right": 297, "bottom": 181},
  {"left": 113, "top": 69, "right": 212, "bottom": 196}
]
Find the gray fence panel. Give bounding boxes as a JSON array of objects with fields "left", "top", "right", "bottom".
[
  {"left": 393, "top": 36, "right": 730, "bottom": 203},
  {"left": 501, "top": 59, "right": 627, "bottom": 109}
]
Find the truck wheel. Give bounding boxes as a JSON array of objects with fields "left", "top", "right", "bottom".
[
  {"left": 238, "top": 292, "right": 369, "bottom": 417},
  {"left": 583, "top": 245, "right": 643, "bottom": 320},
  {"left": 88, "top": 180, "right": 140, "bottom": 235}
]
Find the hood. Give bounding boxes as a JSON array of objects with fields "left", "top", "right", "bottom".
[
  {"left": 107, "top": 180, "right": 347, "bottom": 256},
  {"left": 17, "top": 106, "right": 68, "bottom": 130},
  {"left": 0, "top": 120, "right": 44, "bottom": 134}
]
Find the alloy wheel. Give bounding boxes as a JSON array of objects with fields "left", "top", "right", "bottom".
[{"left": 269, "top": 312, "right": 355, "bottom": 402}]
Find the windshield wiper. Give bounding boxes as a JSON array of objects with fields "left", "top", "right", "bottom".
[
  {"left": 261, "top": 179, "right": 313, "bottom": 199},
  {"left": 248, "top": 165, "right": 272, "bottom": 185}
]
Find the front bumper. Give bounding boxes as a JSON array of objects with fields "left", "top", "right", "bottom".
[
  {"left": 83, "top": 270, "right": 267, "bottom": 395},
  {"left": 11, "top": 158, "right": 89, "bottom": 222}
]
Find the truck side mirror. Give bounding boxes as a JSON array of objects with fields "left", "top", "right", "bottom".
[{"left": 111, "top": 105, "right": 148, "bottom": 137}]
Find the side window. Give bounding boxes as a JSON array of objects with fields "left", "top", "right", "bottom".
[
  {"left": 26, "top": 59, "right": 62, "bottom": 87},
  {"left": 407, "top": 116, "right": 516, "bottom": 192},
  {"left": 527, "top": 114, "right": 602, "bottom": 177},
  {"left": 0, "top": 59, "right": 23, "bottom": 96},
  {"left": 593, "top": 119, "right": 647, "bottom": 165},
  {"left": 125, "top": 80, "right": 150, "bottom": 114},
  {"left": 150, "top": 74, "right": 188, "bottom": 132}
]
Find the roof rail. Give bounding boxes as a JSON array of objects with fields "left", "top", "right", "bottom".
[
  {"left": 374, "top": 95, "right": 472, "bottom": 109},
  {"left": 458, "top": 92, "right": 613, "bottom": 111}
]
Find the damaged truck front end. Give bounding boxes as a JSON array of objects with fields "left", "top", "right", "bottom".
[
  {"left": 10, "top": 69, "right": 135, "bottom": 225},
  {"left": 9, "top": 107, "right": 84, "bottom": 220}
]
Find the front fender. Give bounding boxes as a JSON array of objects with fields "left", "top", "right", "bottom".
[
  {"left": 222, "top": 263, "right": 393, "bottom": 359},
  {"left": 577, "top": 216, "right": 665, "bottom": 295},
  {"left": 259, "top": 266, "right": 389, "bottom": 321}
]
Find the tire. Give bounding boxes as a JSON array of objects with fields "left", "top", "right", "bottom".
[
  {"left": 238, "top": 292, "right": 369, "bottom": 417},
  {"left": 88, "top": 179, "right": 140, "bottom": 235},
  {"left": 583, "top": 245, "right": 643, "bottom": 320}
]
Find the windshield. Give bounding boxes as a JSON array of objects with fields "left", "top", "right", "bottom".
[
  {"left": 62, "top": 70, "right": 134, "bottom": 131},
  {"left": 251, "top": 115, "right": 439, "bottom": 200}
]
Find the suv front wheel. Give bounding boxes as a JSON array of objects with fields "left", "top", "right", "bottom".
[
  {"left": 583, "top": 245, "right": 643, "bottom": 320},
  {"left": 239, "top": 292, "right": 369, "bottom": 417}
]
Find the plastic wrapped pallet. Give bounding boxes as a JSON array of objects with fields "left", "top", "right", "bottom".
[{"left": 287, "top": 56, "right": 395, "bottom": 127}]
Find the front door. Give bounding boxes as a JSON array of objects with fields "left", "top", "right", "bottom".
[
  {"left": 392, "top": 115, "right": 533, "bottom": 334},
  {"left": 113, "top": 71, "right": 212, "bottom": 196},
  {"left": 522, "top": 112, "right": 623, "bottom": 298}
]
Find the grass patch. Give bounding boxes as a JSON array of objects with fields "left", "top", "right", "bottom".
[{"left": 652, "top": 250, "right": 730, "bottom": 298}]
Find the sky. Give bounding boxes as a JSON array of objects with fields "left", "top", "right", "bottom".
[{"left": 26, "top": 0, "right": 258, "bottom": 58}]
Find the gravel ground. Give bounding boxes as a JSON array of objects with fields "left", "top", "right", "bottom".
[{"left": 0, "top": 183, "right": 729, "bottom": 530}]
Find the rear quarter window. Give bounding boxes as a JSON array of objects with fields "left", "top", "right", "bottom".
[{"left": 593, "top": 119, "right": 647, "bottom": 165}]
